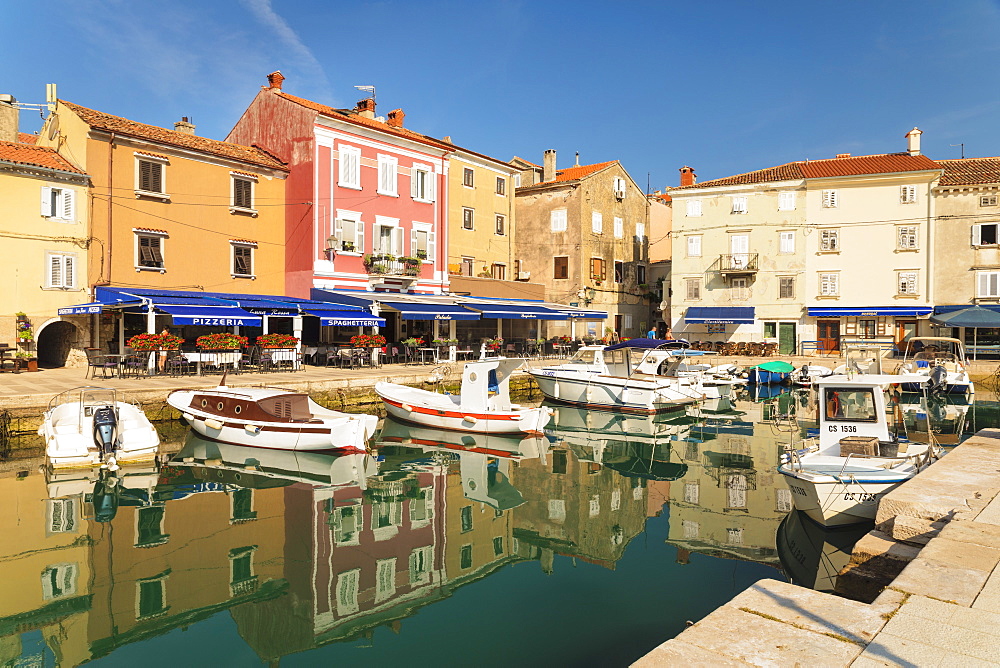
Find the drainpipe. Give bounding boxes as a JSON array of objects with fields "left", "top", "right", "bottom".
[
  {"left": 925, "top": 172, "right": 938, "bottom": 336},
  {"left": 106, "top": 132, "right": 115, "bottom": 286}
]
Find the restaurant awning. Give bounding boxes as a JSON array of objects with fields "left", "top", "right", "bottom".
[
  {"left": 685, "top": 307, "right": 756, "bottom": 324},
  {"left": 462, "top": 303, "right": 568, "bottom": 320},
  {"left": 380, "top": 302, "right": 480, "bottom": 321},
  {"left": 154, "top": 304, "right": 262, "bottom": 326},
  {"left": 807, "top": 306, "right": 932, "bottom": 317},
  {"left": 58, "top": 302, "right": 112, "bottom": 315},
  {"left": 560, "top": 308, "right": 608, "bottom": 319},
  {"left": 300, "top": 309, "right": 386, "bottom": 326}
]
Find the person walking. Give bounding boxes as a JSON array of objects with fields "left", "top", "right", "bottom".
[
  {"left": 157, "top": 326, "right": 171, "bottom": 372},
  {"left": 647, "top": 326, "right": 657, "bottom": 339}
]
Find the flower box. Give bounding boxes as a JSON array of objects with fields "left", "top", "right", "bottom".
[
  {"left": 197, "top": 333, "right": 249, "bottom": 349},
  {"left": 127, "top": 333, "right": 184, "bottom": 351},
  {"left": 256, "top": 333, "right": 299, "bottom": 348}
]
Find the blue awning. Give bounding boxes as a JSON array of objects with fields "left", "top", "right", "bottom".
[
  {"left": 300, "top": 309, "right": 386, "bottom": 326},
  {"left": 685, "top": 307, "right": 756, "bottom": 324},
  {"left": 463, "top": 303, "right": 568, "bottom": 320},
  {"left": 155, "top": 304, "right": 262, "bottom": 326},
  {"left": 58, "top": 302, "right": 109, "bottom": 315},
  {"left": 381, "top": 302, "right": 480, "bottom": 321},
  {"left": 807, "top": 306, "right": 933, "bottom": 317},
  {"left": 560, "top": 308, "right": 608, "bottom": 319}
]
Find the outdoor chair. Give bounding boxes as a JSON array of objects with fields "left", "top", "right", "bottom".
[
  {"left": 84, "top": 348, "right": 106, "bottom": 379},
  {"left": 165, "top": 354, "right": 193, "bottom": 377},
  {"left": 120, "top": 351, "right": 151, "bottom": 378}
]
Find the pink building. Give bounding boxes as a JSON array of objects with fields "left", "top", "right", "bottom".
[{"left": 228, "top": 72, "right": 451, "bottom": 297}]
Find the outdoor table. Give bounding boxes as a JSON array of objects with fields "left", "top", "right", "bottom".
[
  {"left": 417, "top": 347, "right": 438, "bottom": 365},
  {"left": 555, "top": 344, "right": 571, "bottom": 358},
  {"left": 182, "top": 351, "right": 241, "bottom": 375},
  {"left": 0, "top": 347, "right": 18, "bottom": 373}
]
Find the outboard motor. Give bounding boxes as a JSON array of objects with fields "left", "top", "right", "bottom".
[
  {"left": 92, "top": 405, "right": 118, "bottom": 459},
  {"left": 90, "top": 470, "right": 121, "bottom": 523},
  {"left": 928, "top": 364, "right": 948, "bottom": 395}
]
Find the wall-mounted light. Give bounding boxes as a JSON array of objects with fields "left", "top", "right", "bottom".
[{"left": 325, "top": 235, "right": 337, "bottom": 261}]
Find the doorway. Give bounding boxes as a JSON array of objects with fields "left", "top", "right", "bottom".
[
  {"left": 895, "top": 320, "right": 917, "bottom": 355},
  {"left": 36, "top": 320, "right": 78, "bottom": 368},
  {"left": 817, "top": 319, "right": 840, "bottom": 354},
  {"left": 778, "top": 322, "right": 797, "bottom": 355}
]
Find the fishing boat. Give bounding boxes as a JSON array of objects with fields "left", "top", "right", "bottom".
[
  {"left": 375, "top": 358, "right": 552, "bottom": 434},
  {"left": 776, "top": 509, "right": 872, "bottom": 592},
  {"left": 39, "top": 387, "right": 160, "bottom": 469},
  {"left": 898, "top": 336, "right": 975, "bottom": 396},
  {"left": 166, "top": 383, "right": 376, "bottom": 452},
  {"left": 527, "top": 339, "right": 704, "bottom": 413},
  {"left": 778, "top": 373, "right": 939, "bottom": 526},
  {"left": 746, "top": 360, "right": 795, "bottom": 385}
]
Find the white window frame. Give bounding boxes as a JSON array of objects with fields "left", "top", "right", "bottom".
[
  {"left": 409, "top": 546, "right": 433, "bottom": 585},
  {"left": 373, "top": 216, "right": 403, "bottom": 256},
  {"left": 463, "top": 167, "right": 475, "bottom": 188},
  {"left": 900, "top": 185, "right": 916, "bottom": 204},
  {"left": 779, "top": 231, "right": 795, "bottom": 254},
  {"left": 978, "top": 271, "right": 1000, "bottom": 298},
  {"left": 41, "top": 563, "right": 78, "bottom": 600},
  {"left": 377, "top": 154, "right": 398, "bottom": 197},
  {"left": 819, "top": 272, "right": 840, "bottom": 297},
  {"left": 778, "top": 191, "right": 796, "bottom": 211},
  {"left": 614, "top": 217, "right": 624, "bottom": 239},
  {"left": 550, "top": 209, "right": 567, "bottom": 232},
  {"left": 338, "top": 144, "right": 361, "bottom": 189},
  {"left": 731, "top": 195, "right": 748, "bottom": 214},
  {"left": 47, "top": 499, "right": 76, "bottom": 534},
  {"left": 980, "top": 194, "right": 998, "bottom": 207},
  {"left": 230, "top": 173, "right": 257, "bottom": 215},
  {"left": 375, "top": 558, "right": 397, "bottom": 603},
  {"left": 336, "top": 568, "right": 360, "bottom": 615},
  {"left": 495, "top": 176, "right": 506, "bottom": 195},
  {"left": 40, "top": 186, "right": 76, "bottom": 222},
  {"left": 635, "top": 222, "right": 645, "bottom": 241},
  {"left": 231, "top": 242, "right": 255, "bottom": 278},
  {"left": 462, "top": 207, "right": 474, "bottom": 230},
  {"left": 410, "top": 163, "right": 435, "bottom": 202},
  {"left": 822, "top": 189, "right": 839, "bottom": 208},
  {"left": 685, "top": 278, "right": 701, "bottom": 301},
  {"left": 897, "top": 225, "right": 918, "bottom": 250},
  {"left": 333, "top": 209, "right": 364, "bottom": 254},
  {"left": 330, "top": 502, "right": 364, "bottom": 545},
  {"left": 819, "top": 228, "right": 840, "bottom": 252},
  {"left": 686, "top": 199, "right": 702, "bottom": 217},
  {"left": 972, "top": 223, "right": 998, "bottom": 247},
  {"left": 411, "top": 222, "right": 435, "bottom": 263},
  {"left": 591, "top": 211, "right": 603, "bottom": 234},
  {"left": 45, "top": 252, "right": 77, "bottom": 289},
  {"left": 134, "top": 153, "right": 169, "bottom": 199},
  {"left": 495, "top": 213, "right": 506, "bottom": 236},
  {"left": 134, "top": 230, "right": 167, "bottom": 272},
  {"left": 897, "top": 271, "right": 918, "bottom": 295},
  {"left": 613, "top": 176, "right": 626, "bottom": 199},
  {"left": 135, "top": 572, "right": 168, "bottom": 619},
  {"left": 686, "top": 235, "right": 702, "bottom": 257}
]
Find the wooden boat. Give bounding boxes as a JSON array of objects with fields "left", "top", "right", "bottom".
[
  {"left": 39, "top": 387, "right": 160, "bottom": 469},
  {"left": 166, "top": 383, "right": 376, "bottom": 452},
  {"left": 778, "top": 373, "right": 939, "bottom": 526},
  {"left": 375, "top": 358, "right": 552, "bottom": 434}
]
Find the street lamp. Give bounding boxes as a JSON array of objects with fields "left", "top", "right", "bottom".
[{"left": 325, "top": 235, "right": 337, "bottom": 262}]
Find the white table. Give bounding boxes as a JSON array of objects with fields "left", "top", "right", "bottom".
[{"left": 182, "top": 351, "right": 241, "bottom": 375}]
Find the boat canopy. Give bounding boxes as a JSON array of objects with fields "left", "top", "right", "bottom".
[
  {"left": 750, "top": 360, "right": 796, "bottom": 373},
  {"left": 604, "top": 338, "right": 690, "bottom": 351}
]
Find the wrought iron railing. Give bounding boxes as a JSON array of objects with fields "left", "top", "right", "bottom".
[
  {"left": 714, "top": 253, "right": 759, "bottom": 273},
  {"left": 363, "top": 255, "right": 422, "bottom": 276}
]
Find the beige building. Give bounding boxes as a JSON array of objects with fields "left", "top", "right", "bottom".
[
  {"left": 511, "top": 151, "right": 649, "bottom": 339},
  {"left": 647, "top": 191, "right": 673, "bottom": 336}
]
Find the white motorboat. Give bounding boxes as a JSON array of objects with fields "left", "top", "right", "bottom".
[
  {"left": 45, "top": 462, "right": 161, "bottom": 523},
  {"left": 166, "top": 384, "right": 376, "bottom": 452},
  {"left": 527, "top": 340, "right": 704, "bottom": 413},
  {"left": 790, "top": 364, "right": 834, "bottom": 387},
  {"left": 898, "top": 336, "right": 975, "bottom": 396},
  {"left": 39, "top": 387, "right": 160, "bottom": 469},
  {"left": 632, "top": 349, "right": 744, "bottom": 399},
  {"left": 778, "top": 373, "right": 939, "bottom": 526},
  {"left": 375, "top": 358, "right": 552, "bottom": 434}
]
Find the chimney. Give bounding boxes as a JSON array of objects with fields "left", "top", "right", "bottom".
[
  {"left": 543, "top": 149, "right": 556, "bottom": 182},
  {"left": 679, "top": 165, "right": 696, "bottom": 187},
  {"left": 906, "top": 127, "right": 923, "bottom": 156},
  {"left": 386, "top": 108, "right": 405, "bottom": 128},
  {"left": 266, "top": 71, "right": 285, "bottom": 90},
  {"left": 174, "top": 116, "right": 196, "bottom": 135},
  {"left": 575, "top": 152, "right": 580, "bottom": 167},
  {"left": 442, "top": 135, "right": 452, "bottom": 143},
  {"left": 836, "top": 153, "right": 851, "bottom": 159},
  {"left": 0, "top": 94, "right": 18, "bottom": 143},
  {"left": 355, "top": 98, "right": 376, "bottom": 119}
]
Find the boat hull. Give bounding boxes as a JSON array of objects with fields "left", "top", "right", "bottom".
[
  {"left": 380, "top": 397, "right": 550, "bottom": 434},
  {"left": 748, "top": 369, "right": 789, "bottom": 385},
  {"left": 41, "top": 400, "right": 159, "bottom": 470},
  {"left": 528, "top": 370, "right": 699, "bottom": 413},
  {"left": 778, "top": 467, "right": 908, "bottom": 526}
]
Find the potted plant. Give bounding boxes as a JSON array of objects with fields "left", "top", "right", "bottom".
[
  {"left": 15, "top": 313, "right": 33, "bottom": 343},
  {"left": 485, "top": 338, "right": 503, "bottom": 352},
  {"left": 15, "top": 351, "right": 38, "bottom": 372},
  {"left": 402, "top": 337, "right": 424, "bottom": 348},
  {"left": 350, "top": 333, "right": 386, "bottom": 348},
  {"left": 256, "top": 333, "right": 299, "bottom": 348},
  {"left": 197, "top": 333, "right": 249, "bottom": 350},
  {"left": 127, "top": 332, "right": 184, "bottom": 351}
]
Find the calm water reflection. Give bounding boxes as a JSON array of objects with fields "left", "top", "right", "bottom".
[{"left": 4, "top": 388, "right": 998, "bottom": 667}]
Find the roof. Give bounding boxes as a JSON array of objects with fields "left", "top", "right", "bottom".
[
  {"left": 17, "top": 132, "right": 38, "bottom": 145},
  {"left": 937, "top": 158, "right": 1000, "bottom": 186},
  {"left": 60, "top": 100, "right": 287, "bottom": 171},
  {"left": 519, "top": 160, "right": 618, "bottom": 188},
  {"left": 276, "top": 92, "right": 452, "bottom": 151},
  {"left": 674, "top": 153, "right": 941, "bottom": 190},
  {"left": 0, "top": 140, "right": 87, "bottom": 174}
]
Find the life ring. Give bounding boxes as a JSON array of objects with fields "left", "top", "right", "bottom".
[{"left": 826, "top": 392, "right": 840, "bottom": 418}]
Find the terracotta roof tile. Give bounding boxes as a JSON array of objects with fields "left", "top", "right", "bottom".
[
  {"left": 937, "top": 158, "right": 1000, "bottom": 186},
  {"left": 0, "top": 140, "right": 86, "bottom": 174},
  {"left": 60, "top": 100, "right": 287, "bottom": 171},
  {"left": 17, "top": 132, "right": 38, "bottom": 145},
  {"left": 677, "top": 162, "right": 805, "bottom": 189}
]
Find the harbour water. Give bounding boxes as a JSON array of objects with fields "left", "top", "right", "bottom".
[{"left": 4, "top": 387, "right": 998, "bottom": 667}]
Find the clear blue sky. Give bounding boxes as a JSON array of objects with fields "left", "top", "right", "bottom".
[{"left": 5, "top": 0, "right": 1000, "bottom": 190}]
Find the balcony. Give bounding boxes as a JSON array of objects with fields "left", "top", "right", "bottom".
[
  {"left": 713, "top": 253, "right": 759, "bottom": 278},
  {"left": 363, "top": 254, "right": 422, "bottom": 277}
]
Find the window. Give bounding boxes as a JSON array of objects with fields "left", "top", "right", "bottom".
[
  {"left": 40, "top": 186, "right": 76, "bottom": 221},
  {"left": 778, "top": 276, "right": 795, "bottom": 299},
  {"left": 981, "top": 195, "right": 998, "bottom": 207},
  {"left": 731, "top": 195, "right": 748, "bottom": 214},
  {"left": 460, "top": 544, "right": 473, "bottom": 569},
  {"left": 686, "top": 200, "right": 702, "bottom": 217},
  {"left": 614, "top": 217, "right": 624, "bottom": 239},
  {"left": 409, "top": 487, "right": 433, "bottom": 525},
  {"left": 232, "top": 243, "right": 254, "bottom": 277},
  {"left": 229, "top": 547, "right": 256, "bottom": 594},
  {"left": 776, "top": 488, "right": 793, "bottom": 513},
  {"left": 731, "top": 277, "right": 749, "bottom": 301},
  {"left": 42, "top": 563, "right": 78, "bottom": 600},
  {"left": 496, "top": 176, "right": 505, "bottom": 195},
  {"left": 460, "top": 505, "right": 473, "bottom": 532},
  {"left": 336, "top": 569, "right": 360, "bottom": 615},
  {"left": 819, "top": 272, "right": 839, "bottom": 296},
  {"left": 897, "top": 226, "right": 918, "bottom": 249},
  {"left": 590, "top": 257, "right": 606, "bottom": 281},
  {"left": 334, "top": 211, "right": 365, "bottom": 253},
  {"left": 613, "top": 176, "right": 627, "bottom": 198},
  {"left": 859, "top": 319, "right": 876, "bottom": 339},
  {"left": 462, "top": 256, "right": 474, "bottom": 276},
  {"left": 897, "top": 271, "right": 918, "bottom": 295},
  {"left": 136, "top": 233, "right": 165, "bottom": 270},
  {"left": 495, "top": 214, "right": 506, "bottom": 236},
  {"left": 684, "top": 482, "right": 700, "bottom": 505},
  {"left": 822, "top": 189, "right": 838, "bottom": 208},
  {"left": 779, "top": 231, "right": 795, "bottom": 254},
  {"left": 635, "top": 222, "right": 645, "bottom": 241},
  {"left": 550, "top": 209, "right": 567, "bottom": 232},
  {"left": 764, "top": 321, "right": 777, "bottom": 338},
  {"left": 685, "top": 278, "right": 701, "bottom": 300},
  {"left": 338, "top": 144, "right": 360, "bottom": 189},
  {"left": 136, "top": 574, "right": 168, "bottom": 619},
  {"left": 411, "top": 225, "right": 435, "bottom": 261},
  {"left": 45, "top": 252, "right": 76, "bottom": 289},
  {"left": 373, "top": 217, "right": 403, "bottom": 255},
  {"left": 231, "top": 176, "right": 255, "bottom": 212},
  {"left": 377, "top": 155, "right": 398, "bottom": 196},
  {"left": 491, "top": 263, "right": 506, "bottom": 280},
  {"left": 778, "top": 191, "right": 796, "bottom": 211},
  {"left": 135, "top": 505, "right": 168, "bottom": 547},
  {"left": 979, "top": 271, "right": 1000, "bottom": 298},
  {"left": 820, "top": 229, "right": 839, "bottom": 251},
  {"left": 824, "top": 387, "right": 878, "bottom": 422},
  {"left": 972, "top": 223, "right": 998, "bottom": 246},
  {"left": 548, "top": 499, "right": 566, "bottom": 521},
  {"left": 409, "top": 546, "right": 432, "bottom": 585},
  {"left": 330, "top": 502, "right": 363, "bottom": 545},
  {"left": 376, "top": 558, "right": 397, "bottom": 602},
  {"left": 513, "top": 173, "right": 521, "bottom": 188},
  {"left": 614, "top": 261, "right": 624, "bottom": 283},
  {"left": 686, "top": 235, "right": 702, "bottom": 257},
  {"left": 592, "top": 211, "right": 603, "bottom": 234},
  {"left": 636, "top": 264, "right": 646, "bottom": 285},
  {"left": 462, "top": 208, "right": 474, "bottom": 230},
  {"left": 900, "top": 185, "right": 916, "bottom": 204},
  {"left": 137, "top": 158, "right": 165, "bottom": 194},
  {"left": 553, "top": 256, "right": 568, "bottom": 279},
  {"left": 411, "top": 164, "right": 435, "bottom": 202},
  {"left": 493, "top": 536, "right": 504, "bottom": 556},
  {"left": 463, "top": 167, "right": 474, "bottom": 187},
  {"left": 48, "top": 499, "right": 76, "bottom": 533}
]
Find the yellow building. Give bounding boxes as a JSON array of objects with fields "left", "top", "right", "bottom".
[{"left": 0, "top": 95, "right": 91, "bottom": 367}]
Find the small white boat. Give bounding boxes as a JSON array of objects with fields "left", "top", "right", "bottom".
[
  {"left": 39, "top": 387, "right": 160, "bottom": 469},
  {"left": 790, "top": 364, "right": 834, "bottom": 387},
  {"left": 375, "top": 358, "right": 552, "bottom": 434},
  {"left": 632, "top": 349, "right": 743, "bottom": 399},
  {"left": 832, "top": 344, "right": 886, "bottom": 376},
  {"left": 166, "top": 384, "right": 376, "bottom": 452},
  {"left": 899, "top": 336, "right": 975, "bottom": 396},
  {"left": 778, "top": 373, "right": 939, "bottom": 526}
]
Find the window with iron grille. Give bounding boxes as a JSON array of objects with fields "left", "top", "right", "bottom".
[
  {"left": 232, "top": 177, "right": 253, "bottom": 210},
  {"left": 137, "top": 235, "right": 164, "bottom": 269},
  {"left": 820, "top": 229, "right": 839, "bottom": 251},
  {"left": 463, "top": 168, "right": 474, "bottom": 187},
  {"left": 897, "top": 226, "right": 918, "bottom": 249},
  {"left": 553, "top": 256, "right": 568, "bottom": 279},
  {"left": 138, "top": 159, "right": 164, "bottom": 193},
  {"left": 233, "top": 245, "right": 253, "bottom": 277},
  {"left": 897, "top": 271, "right": 918, "bottom": 295}
]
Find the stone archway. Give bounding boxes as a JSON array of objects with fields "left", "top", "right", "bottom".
[{"left": 36, "top": 320, "right": 79, "bottom": 368}]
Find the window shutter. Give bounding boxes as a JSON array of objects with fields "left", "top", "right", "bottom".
[
  {"left": 411, "top": 168, "right": 420, "bottom": 198},
  {"left": 427, "top": 228, "right": 436, "bottom": 264},
  {"left": 48, "top": 254, "right": 62, "bottom": 288},
  {"left": 394, "top": 227, "right": 404, "bottom": 256},
  {"left": 62, "top": 189, "right": 75, "bottom": 221},
  {"left": 357, "top": 220, "right": 365, "bottom": 253},
  {"left": 64, "top": 255, "right": 75, "bottom": 288},
  {"left": 41, "top": 187, "right": 54, "bottom": 217},
  {"left": 973, "top": 224, "right": 983, "bottom": 246},
  {"left": 426, "top": 172, "right": 435, "bottom": 201},
  {"left": 410, "top": 228, "right": 418, "bottom": 256},
  {"left": 334, "top": 218, "right": 344, "bottom": 243}
]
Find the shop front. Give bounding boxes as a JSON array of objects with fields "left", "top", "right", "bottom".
[{"left": 805, "top": 306, "right": 932, "bottom": 355}]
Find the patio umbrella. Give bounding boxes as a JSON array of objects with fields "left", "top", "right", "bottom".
[{"left": 929, "top": 306, "right": 1000, "bottom": 360}]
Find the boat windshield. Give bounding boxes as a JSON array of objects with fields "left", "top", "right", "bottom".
[
  {"left": 824, "top": 388, "right": 877, "bottom": 422},
  {"left": 567, "top": 349, "right": 598, "bottom": 365}
]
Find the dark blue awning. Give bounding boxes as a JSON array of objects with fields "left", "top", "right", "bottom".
[
  {"left": 58, "top": 302, "right": 111, "bottom": 315},
  {"left": 155, "top": 304, "right": 262, "bottom": 326},
  {"left": 807, "top": 306, "right": 932, "bottom": 317},
  {"left": 381, "top": 302, "right": 480, "bottom": 321},
  {"left": 685, "top": 307, "right": 756, "bottom": 324},
  {"left": 463, "top": 303, "right": 568, "bottom": 320},
  {"left": 300, "top": 309, "right": 386, "bottom": 326},
  {"left": 560, "top": 308, "right": 608, "bottom": 319}
]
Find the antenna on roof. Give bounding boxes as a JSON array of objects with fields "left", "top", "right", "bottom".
[
  {"left": 950, "top": 143, "right": 965, "bottom": 159},
  {"left": 354, "top": 85, "right": 376, "bottom": 102}
]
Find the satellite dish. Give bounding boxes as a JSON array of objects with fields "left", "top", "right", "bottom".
[{"left": 658, "top": 301, "right": 668, "bottom": 311}]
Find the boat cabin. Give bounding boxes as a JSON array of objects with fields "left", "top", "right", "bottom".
[{"left": 816, "top": 374, "right": 928, "bottom": 452}]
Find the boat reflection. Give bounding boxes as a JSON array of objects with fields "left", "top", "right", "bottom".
[{"left": 776, "top": 510, "right": 872, "bottom": 591}]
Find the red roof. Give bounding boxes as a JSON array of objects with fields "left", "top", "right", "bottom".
[
  {"left": 17, "top": 132, "right": 38, "bottom": 145},
  {"left": 937, "top": 158, "right": 1000, "bottom": 186},
  {"left": 0, "top": 140, "right": 86, "bottom": 174},
  {"left": 60, "top": 100, "right": 287, "bottom": 171},
  {"left": 676, "top": 153, "right": 940, "bottom": 189}
]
